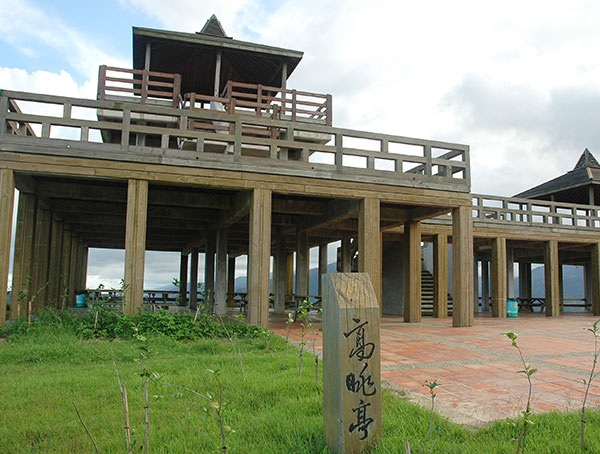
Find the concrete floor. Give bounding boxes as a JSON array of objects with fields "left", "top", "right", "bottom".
[{"left": 269, "top": 311, "right": 600, "bottom": 427}]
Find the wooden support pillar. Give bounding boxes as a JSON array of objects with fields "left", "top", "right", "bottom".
[
  {"left": 215, "top": 229, "right": 228, "bottom": 316},
  {"left": 0, "top": 170, "right": 14, "bottom": 326},
  {"left": 189, "top": 250, "right": 198, "bottom": 310},
  {"left": 584, "top": 262, "right": 592, "bottom": 312},
  {"left": 227, "top": 257, "right": 236, "bottom": 307},
  {"left": 318, "top": 243, "right": 328, "bottom": 295},
  {"left": 124, "top": 179, "right": 148, "bottom": 315},
  {"left": 482, "top": 260, "right": 490, "bottom": 311},
  {"left": 68, "top": 236, "right": 79, "bottom": 308},
  {"left": 473, "top": 259, "right": 479, "bottom": 313},
  {"left": 518, "top": 262, "right": 531, "bottom": 300},
  {"left": 10, "top": 191, "right": 36, "bottom": 319},
  {"left": 559, "top": 263, "right": 565, "bottom": 312},
  {"left": 144, "top": 42, "right": 151, "bottom": 71},
  {"left": 179, "top": 252, "right": 188, "bottom": 306},
  {"left": 359, "top": 198, "right": 381, "bottom": 306},
  {"left": 31, "top": 206, "right": 51, "bottom": 312},
  {"left": 205, "top": 230, "right": 216, "bottom": 310},
  {"left": 544, "top": 239, "right": 560, "bottom": 317},
  {"left": 295, "top": 230, "right": 309, "bottom": 298},
  {"left": 47, "top": 215, "right": 64, "bottom": 307},
  {"left": 452, "top": 205, "right": 474, "bottom": 327},
  {"left": 491, "top": 237, "right": 507, "bottom": 318},
  {"left": 506, "top": 245, "right": 515, "bottom": 299},
  {"left": 247, "top": 188, "right": 272, "bottom": 327},
  {"left": 274, "top": 232, "right": 287, "bottom": 314},
  {"left": 214, "top": 51, "right": 222, "bottom": 97},
  {"left": 403, "top": 221, "right": 421, "bottom": 322},
  {"left": 58, "top": 227, "right": 72, "bottom": 310},
  {"left": 341, "top": 237, "right": 352, "bottom": 272},
  {"left": 591, "top": 244, "right": 600, "bottom": 316},
  {"left": 78, "top": 245, "right": 88, "bottom": 291},
  {"left": 433, "top": 234, "right": 448, "bottom": 318},
  {"left": 286, "top": 252, "right": 294, "bottom": 297},
  {"left": 281, "top": 62, "right": 288, "bottom": 90}
]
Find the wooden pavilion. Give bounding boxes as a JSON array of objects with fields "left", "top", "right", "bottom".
[{"left": 0, "top": 17, "right": 598, "bottom": 329}]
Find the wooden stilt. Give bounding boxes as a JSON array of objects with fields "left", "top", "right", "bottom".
[
  {"left": 0, "top": 169, "right": 14, "bottom": 326},
  {"left": 124, "top": 179, "right": 148, "bottom": 315},
  {"left": 205, "top": 231, "right": 216, "bottom": 310},
  {"left": 247, "top": 188, "right": 271, "bottom": 327},
  {"left": 295, "top": 230, "right": 309, "bottom": 298},
  {"left": 359, "top": 197, "right": 381, "bottom": 306},
  {"left": 545, "top": 239, "right": 560, "bottom": 317},
  {"left": 215, "top": 229, "right": 228, "bottom": 315},
  {"left": 491, "top": 237, "right": 507, "bottom": 318},
  {"left": 189, "top": 249, "right": 198, "bottom": 310},
  {"left": 452, "top": 205, "right": 473, "bottom": 327},
  {"left": 591, "top": 243, "right": 600, "bottom": 316},
  {"left": 179, "top": 252, "right": 188, "bottom": 306},
  {"left": 433, "top": 234, "right": 448, "bottom": 318},
  {"left": 274, "top": 232, "right": 286, "bottom": 314},
  {"left": 403, "top": 220, "right": 421, "bottom": 322}
]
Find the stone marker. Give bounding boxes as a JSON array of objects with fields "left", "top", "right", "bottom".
[{"left": 323, "top": 273, "right": 381, "bottom": 453}]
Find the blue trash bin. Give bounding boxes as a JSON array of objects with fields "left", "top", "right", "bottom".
[{"left": 507, "top": 299, "right": 518, "bottom": 318}]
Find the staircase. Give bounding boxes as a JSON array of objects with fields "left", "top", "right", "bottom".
[{"left": 421, "top": 269, "right": 453, "bottom": 316}]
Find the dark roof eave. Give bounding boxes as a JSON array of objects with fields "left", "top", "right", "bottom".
[{"left": 133, "top": 26, "right": 304, "bottom": 60}]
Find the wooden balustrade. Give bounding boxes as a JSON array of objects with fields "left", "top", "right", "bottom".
[
  {"left": 0, "top": 89, "right": 470, "bottom": 191},
  {"left": 97, "top": 65, "right": 181, "bottom": 107}
]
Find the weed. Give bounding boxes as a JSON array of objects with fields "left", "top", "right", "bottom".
[{"left": 581, "top": 318, "right": 600, "bottom": 447}]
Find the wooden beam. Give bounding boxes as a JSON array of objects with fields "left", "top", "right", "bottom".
[
  {"left": 59, "top": 227, "right": 72, "bottom": 309},
  {"left": 481, "top": 259, "right": 490, "bottom": 311},
  {"left": 31, "top": 206, "right": 51, "bottom": 312},
  {"left": 491, "top": 237, "right": 507, "bottom": 318},
  {"left": 205, "top": 230, "right": 216, "bottom": 310},
  {"left": 341, "top": 237, "right": 352, "bottom": 272},
  {"left": 318, "top": 243, "right": 328, "bottom": 295},
  {"left": 403, "top": 221, "right": 421, "bottom": 322},
  {"left": 432, "top": 233, "right": 448, "bottom": 318},
  {"left": 359, "top": 198, "right": 381, "bottom": 306},
  {"left": 274, "top": 231, "right": 287, "bottom": 314},
  {"left": 227, "top": 257, "right": 236, "bottom": 307},
  {"left": 0, "top": 170, "right": 14, "bottom": 325},
  {"left": 247, "top": 188, "right": 272, "bottom": 327},
  {"left": 124, "top": 179, "right": 148, "bottom": 315},
  {"left": 179, "top": 252, "right": 188, "bottom": 306},
  {"left": 544, "top": 239, "right": 560, "bottom": 317},
  {"left": 47, "top": 215, "right": 64, "bottom": 306},
  {"left": 301, "top": 199, "right": 359, "bottom": 233}
]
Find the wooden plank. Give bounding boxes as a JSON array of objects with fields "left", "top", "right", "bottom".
[
  {"left": 247, "top": 188, "right": 272, "bottom": 327},
  {"left": 432, "top": 233, "right": 448, "bottom": 318},
  {"left": 359, "top": 198, "right": 381, "bottom": 307},
  {"left": 403, "top": 221, "right": 421, "bottom": 322},
  {"left": 452, "top": 205, "right": 473, "bottom": 327},
  {"left": 491, "top": 237, "right": 507, "bottom": 318},
  {"left": 124, "top": 179, "right": 148, "bottom": 314},
  {"left": 322, "top": 273, "right": 381, "bottom": 453},
  {"left": 544, "top": 239, "right": 560, "bottom": 317},
  {"left": 215, "top": 229, "right": 228, "bottom": 315},
  {"left": 0, "top": 170, "right": 14, "bottom": 325}
]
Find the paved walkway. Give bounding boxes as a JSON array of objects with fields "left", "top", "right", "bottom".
[{"left": 270, "top": 312, "right": 600, "bottom": 426}]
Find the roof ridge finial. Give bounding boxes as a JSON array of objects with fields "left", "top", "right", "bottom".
[
  {"left": 574, "top": 148, "right": 600, "bottom": 170},
  {"left": 199, "top": 14, "right": 229, "bottom": 38}
]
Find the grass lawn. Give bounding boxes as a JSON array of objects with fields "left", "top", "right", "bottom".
[{"left": 1, "top": 322, "right": 599, "bottom": 453}]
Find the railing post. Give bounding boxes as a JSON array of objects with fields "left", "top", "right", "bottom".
[
  {"left": 291, "top": 89, "right": 297, "bottom": 122},
  {"left": 141, "top": 69, "right": 148, "bottom": 104},
  {"left": 173, "top": 73, "right": 182, "bottom": 108},
  {"left": 257, "top": 84, "right": 263, "bottom": 117},
  {"left": 0, "top": 94, "right": 7, "bottom": 137},
  {"left": 97, "top": 65, "right": 107, "bottom": 101},
  {"left": 424, "top": 145, "right": 432, "bottom": 177},
  {"left": 325, "top": 94, "right": 332, "bottom": 126},
  {"left": 233, "top": 118, "right": 242, "bottom": 162},
  {"left": 335, "top": 133, "right": 343, "bottom": 171}
]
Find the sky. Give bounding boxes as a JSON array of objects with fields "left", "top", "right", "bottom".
[{"left": 2, "top": 0, "right": 600, "bottom": 289}]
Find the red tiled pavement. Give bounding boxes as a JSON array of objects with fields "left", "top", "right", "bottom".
[{"left": 269, "top": 311, "right": 600, "bottom": 426}]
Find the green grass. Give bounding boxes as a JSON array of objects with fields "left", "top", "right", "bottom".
[{"left": 0, "top": 323, "right": 599, "bottom": 453}]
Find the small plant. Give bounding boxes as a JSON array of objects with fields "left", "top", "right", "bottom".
[
  {"left": 217, "top": 315, "right": 247, "bottom": 382},
  {"left": 282, "top": 312, "right": 294, "bottom": 369},
  {"left": 296, "top": 300, "right": 314, "bottom": 377},
  {"left": 154, "top": 369, "right": 233, "bottom": 454},
  {"left": 420, "top": 380, "right": 441, "bottom": 454},
  {"left": 503, "top": 332, "right": 536, "bottom": 454},
  {"left": 580, "top": 318, "right": 600, "bottom": 447},
  {"left": 133, "top": 328, "right": 151, "bottom": 454}
]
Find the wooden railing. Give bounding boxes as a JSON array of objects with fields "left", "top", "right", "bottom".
[
  {"left": 97, "top": 65, "right": 181, "bottom": 107},
  {"left": 6, "top": 99, "right": 36, "bottom": 136},
  {"left": 471, "top": 194, "right": 600, "bottom": 230},
  {"left": 0, "top": 90, "right": 470, "bottom": 191}
]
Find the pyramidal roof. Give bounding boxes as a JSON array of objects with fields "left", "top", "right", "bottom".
[
  {"left": 573, "top": 148, "right": 600, "bottom": 170},
  {"left": 198, "top": 14, "right": 229, "bottom": 38}
]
